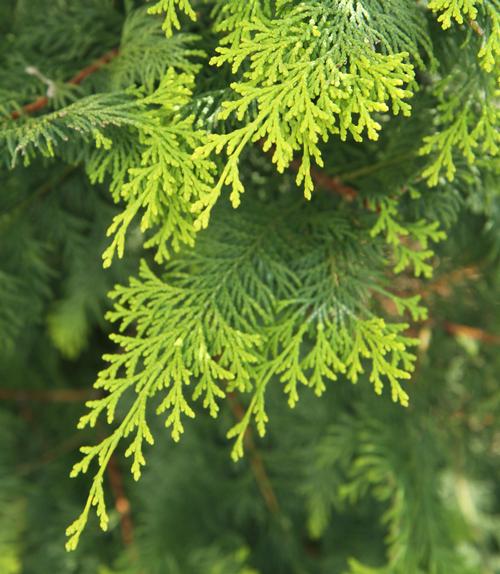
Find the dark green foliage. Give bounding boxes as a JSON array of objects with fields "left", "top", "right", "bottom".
[{"left": 0, "top": 0, "right": 499, "bottom": 572}]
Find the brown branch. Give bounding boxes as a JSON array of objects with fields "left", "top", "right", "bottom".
[
  {"left": 469, "top": 19, "right": 484, "bottom": 36},
  {"left": 260, "top": 140, "right": 358, "bottom": 201},
  {"left": 0, "top": 388, "right": 101, "bottom": 402},
  {"left": 410, "top": 320, "right": 500, "bottom": 352},
  {"left": 16, "top": 431, "right": 86, "bottom": 476},
  {"left": 69, "top": 48, "right": 119, "bottom": 85},
  {"left": 11, "top": 45, "right": 358, "bottom": 204},
  {"left": 106, "top": 454, "right": 136, "bottom": 548},
  {"left": 1, "top": 165, "right": 79, "bottom": 232},
  {"left": 419, "top": 265, "right": 481, "bottom": 299},
  {"left": 3, "top": 387, "right": 279, "bottom": 533},
  {"left": 443, "top": 322, "right": 500, "bottom": 345},
  {"left": 10, "top": 48, "right": 119, "bottom": 120},
  {"left": 226, "top": 392, "right": 281, "bottom": 515},
  {"left": 289, "top": 158, "right": 358, "bottom": 201},
  {"left": 415, "top": 267, "right": 500, "bottom": 345}
]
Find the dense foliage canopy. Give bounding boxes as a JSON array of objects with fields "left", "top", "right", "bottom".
[{"left": 0, "top": 1, "right": 499, "bottom": 572}]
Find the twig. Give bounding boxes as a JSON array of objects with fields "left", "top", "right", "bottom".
[
  {"left": 419, "top": 265, "right": 481, "bottom": 299},
  {"left": 443, "top": 322, "right": 500, "bottom": 345},
  {"left": 410, "top": 320, "right": 500, "bottom": 351},
  {"left": 226, "top": 392, "right": 281, "bottom": 515},
  {"left": 11, "top": 45, "right": 358, "bottom": 204},
  {"left": 226, "top": 394, "right": 307, "bottom": 574},
  {"left": 10, "top": 48, "right": 119, "bottom": 120},
  {"left": 333, "top": 150, "right": 418, "bottom": 183},
  {"left": 16, "top": 432, "right": 87, "bottom": 476},
  {"left": 1, "top": 165, "right": 79, "bottom": 231},
  {"left": 0, "top": 388, "right": 101, "bottom": 402},
  {"left": 260, "top": 140, "right": 358, "bottom": 201},
  {"left": 289, "top": 157, "right": 358, "bottom": 201},
  {"left": 106, "top": 454, "right": 136, "bottom": 548},
  {"left": 469, "top": 19, "right": 484, "bottom": 37}
]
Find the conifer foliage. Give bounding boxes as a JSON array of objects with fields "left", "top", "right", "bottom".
[{"left": 0, "top": 1, "right": 499, "bottom": 572}]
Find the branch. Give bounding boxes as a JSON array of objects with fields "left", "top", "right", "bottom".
[
  {"left": 260, "top": 140, "right": 358, "bottom": 201},
  {"left": 443, "top": 322, "right": 500, "bottom": 345},
  {"left": 1, "top": 165, "right": 79, "bottom": 232},
  {"left": 10, "top": 48, "right": 119, "bottom": 120},
  {"left": 0, "top": 388, "right": 101, "bottom": 402},
  {"left": 106, "top": 454, "right": 136, "bottom": 548},
  {"left": 16, "top": 431, "right": 86, "bottom": 476},
  {"left": 12, "top": 46, "right": 358, "bottom": 203},
  {"left": 226, "top": 392, "right": 281, "bottom": 515},
  {"left": 289, "top": 158, "right": 358, "bottom": 201},
  {"left": 419, "top": 265, "right": 481, "bottom": 299}
]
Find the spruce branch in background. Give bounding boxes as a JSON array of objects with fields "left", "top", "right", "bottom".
[{"left": 0, "top": 0, "right": 499, "bottom": 572}]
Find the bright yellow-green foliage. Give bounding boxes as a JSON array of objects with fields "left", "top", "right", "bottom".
[
  {"left": 428, "top": 0, "right": 482, "bottom": 28},
  {"left": 369, "top": 196, "right": 447, "bottom": 278},
  {"left": 429, "top": 0, "right": 500, "bottom": 71},
  {"left": 0, "top": 0, "right": 497, "bottom": 558},
  {"left": 147, "top": 0, "right": 197, "bottom": 37},
  {"left": 99, "top": 70, "right": 216, "bottom": 267},
  {"left": 418, "top": 0, "right": 500, "bottom": 185},
  {"left": 192, "top": 0, "right": 429, "bottom": 227},
  {"left": 60, "top": 1, "right": 498, "bottom": 549},
  {"left": 478, "top": 3, "right": 500, "bottom": 72},
  {"left": 419, "top": 65, "right": 499, "bottom": 186},
  {"left": 66, "top": 199, "right": 423, "bottom": 550}
]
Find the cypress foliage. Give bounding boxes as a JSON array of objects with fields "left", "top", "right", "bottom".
[{"left": 0, "top": 0, "right": 499, "bottom": 572}]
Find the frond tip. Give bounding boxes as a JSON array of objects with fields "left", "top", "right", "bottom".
[{"left": 147, "top": 0, "right": 197, "bottom": 37}]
